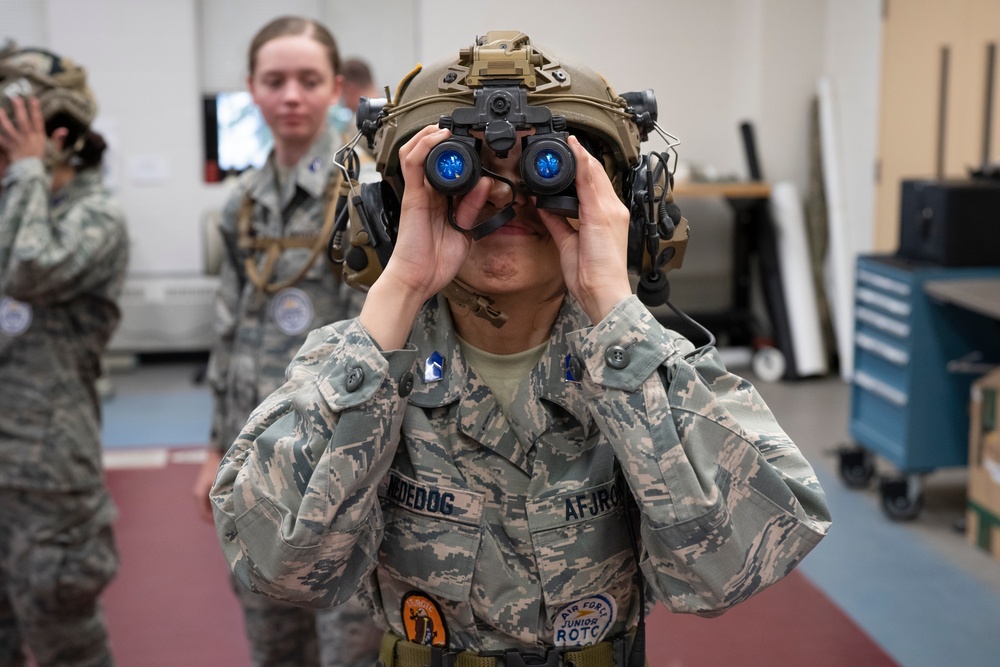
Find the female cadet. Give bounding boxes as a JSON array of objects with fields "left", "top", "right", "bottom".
[
  {"left": 189, "top": 16, "right": 380, "bottom": 667},
  {"left": 211, "top": 31, "right": 832, "bottom": 666},
  {"left": 0, "top": 48, "right": 127, "bottom": 666}
]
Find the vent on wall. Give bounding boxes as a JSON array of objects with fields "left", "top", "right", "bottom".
[{"left": 108, "top": 275, "right": 219, "bottom": 353}]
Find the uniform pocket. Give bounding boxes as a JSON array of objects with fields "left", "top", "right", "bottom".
[
  {"left": 376, "top": 471, "right": 483, "bottom": 602},
  {"left": 527, "top": 479, "right": 635, "bottom": 609},
  {"left": 28, "top": 524, "right": 119, "bottom": 612}
]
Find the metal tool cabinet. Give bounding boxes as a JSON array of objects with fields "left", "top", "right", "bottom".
[{"left": 839, "top": 255, "right": 1000, "bottom": 519}]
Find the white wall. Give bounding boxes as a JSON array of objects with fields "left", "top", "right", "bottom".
[{"left": 2, "top": 0, "right": 882, "bottom": 278}]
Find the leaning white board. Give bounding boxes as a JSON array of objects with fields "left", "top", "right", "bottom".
[
  {"left": 769, "top": 181, "right": 828, "bottom": 377},
  {"left": 817, "top": 77, "right": 855, "bottom": 382}
]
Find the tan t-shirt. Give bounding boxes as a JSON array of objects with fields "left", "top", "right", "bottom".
[{"left": 457, "top": 336, "right": 549, "bottom": 417}]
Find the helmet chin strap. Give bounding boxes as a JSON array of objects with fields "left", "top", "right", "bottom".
[{"left": 441, "top": 279, "right": 509, "bottom": 328}]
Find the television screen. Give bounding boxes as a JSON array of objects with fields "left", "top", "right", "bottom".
[{"left": 203, "top": 91, "right": 272, "bottom": 181}]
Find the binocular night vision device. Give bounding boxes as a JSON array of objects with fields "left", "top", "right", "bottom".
[{"left": 356, "top": 86, "right": 658, "bottom": 219}]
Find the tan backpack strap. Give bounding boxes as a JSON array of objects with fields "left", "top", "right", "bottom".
[{"left": 238, "top": 170, "right": 344, "bottom": 294}]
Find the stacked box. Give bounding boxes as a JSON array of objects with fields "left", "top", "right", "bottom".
[{"left": 967, "top": 367, "right": 1000, "bottom": 560}]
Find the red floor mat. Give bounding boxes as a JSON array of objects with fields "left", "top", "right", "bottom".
[{"left": 103, "top": 459, "right": 897, "bottom": 667}]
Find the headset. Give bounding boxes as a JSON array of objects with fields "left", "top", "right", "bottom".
[{"left": 327, "top": 31, "right": 694, "bottom": 329}]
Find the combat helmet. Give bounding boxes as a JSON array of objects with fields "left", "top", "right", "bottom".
[
  {"left": 334, "top": 30, "right": 687, "bottom": 318},
  {"left": 0, "top": 42, "right": 98, "bottom": 162}
]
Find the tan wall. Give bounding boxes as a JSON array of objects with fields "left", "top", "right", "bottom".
[{"left": 875, "top": 0, "right": 1000, "bottom": 251}]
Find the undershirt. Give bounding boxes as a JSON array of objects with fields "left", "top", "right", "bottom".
[{"left": 456, "top": 336, "right": 549, "bottom": 417}]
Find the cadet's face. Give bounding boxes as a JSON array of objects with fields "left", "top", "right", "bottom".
[
  {"left": 455, "top": 137, "right": 564, "bottom": 299},
  {"left": 248, "top": 35, "right": 341, "bottom": 149}
]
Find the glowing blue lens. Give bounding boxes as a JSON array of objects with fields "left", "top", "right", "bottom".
[
  {"left": 535, "top": 150, "right": 562, "bottom": 179},
  {"left": 435, "top": 150, "right": 466, "bottom": 181}
]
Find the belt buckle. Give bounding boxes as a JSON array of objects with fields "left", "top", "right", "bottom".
[{"left": 497, "top": 647, "right": 566, "bottom": 667}]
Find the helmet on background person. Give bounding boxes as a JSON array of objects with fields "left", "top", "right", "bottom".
[
  {"left": 332, "top": 30, "right": 688, "bottom": 313},
  {"left": 0, "top": 42, "right": 100, "bottom": 166}
]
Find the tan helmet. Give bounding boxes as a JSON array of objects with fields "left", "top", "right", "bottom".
[
  {"left": 364, "top": 31, "right": 649, "bottom": 201},
  {"left": 0, "top": 43, "right": 98, "bottom": 134}
]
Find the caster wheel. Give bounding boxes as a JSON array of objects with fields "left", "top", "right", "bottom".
[
  {"left": 752, "top": 346, "right": 786, "bottom": 383},
  {"left": 880, "top": 477, "right": 923, "bottom": 521},
  {"left": 838, "top": 447, "right": 874, "bottom": 489}
]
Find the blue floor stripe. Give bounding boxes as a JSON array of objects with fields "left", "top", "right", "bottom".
[
  {"left": 800, "top": 465, "right": 1000, "bottom": 667},
  {"left": 101, "top": 389, "right": 212, "bottom": 448}
]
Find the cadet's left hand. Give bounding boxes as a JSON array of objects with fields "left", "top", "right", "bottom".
[
  {"left": 538, "top": 135, "right": 633, "bottom": 324},
  {"left": 0, "top": 96, "right": 61, "bottom": 163}
]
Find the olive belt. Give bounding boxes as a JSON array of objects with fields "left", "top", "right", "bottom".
[{"left": 377, "top": 632, "right": 629, "bottom": 667}]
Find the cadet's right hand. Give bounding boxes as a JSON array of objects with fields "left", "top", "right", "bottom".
[
  {"left": 193, "top": 449, "right": 224, "bottom": 523},
  {"left": 0, "top": 97, "right": 49, "bottom": 163},
  {"left": 359, "top": 125, "right": 491, "bottom": 350}
]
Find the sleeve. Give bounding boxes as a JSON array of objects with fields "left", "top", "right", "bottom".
[
  {"left": 0, "top": 158, "right": 127, "bottom": 303},
  {"left": 210, "top": 318, "right": 418, "bottom": 607},
  {"left": 205, "top": 192, "right": 247, "bottom": 454},
  {"left": 571, "top": 295, "right": 832, "bottom": 617}
]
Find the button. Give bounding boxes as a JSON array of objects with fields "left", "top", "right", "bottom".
[
  {"left": 398, "top": 371, "right": 414, "bottom": 397},
  {"left": 346, "top": 366, "right": 365, "bottom": 392},
  {"left": 604, "top": 345, "right": 630, "bottom": 369},
  {"left": 569, "top": 357, "right": 584, "bottom": 381}
]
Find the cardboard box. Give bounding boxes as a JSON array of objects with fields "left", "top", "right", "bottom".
[{"left": 967, "top": 366, "right": 1000, "bottom": 560}]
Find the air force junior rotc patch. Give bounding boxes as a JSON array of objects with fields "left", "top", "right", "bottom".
[
  {"left": 400, "top": 591, "right": 447, "bottom": 647},
  {"left": 552, "top": 594, "right": 617, "bottom": 647},
  {"left": 270, "top": 287, "right": 314, "bottom": 336},
  {"left": 0, "top": 296, "right": 32, "bottom": 337}
]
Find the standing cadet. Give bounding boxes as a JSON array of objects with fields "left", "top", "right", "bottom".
[
  {"left": 189, "top": 16, "right": 382, "bottom": 667},
  {"left": 0, "top": 46, "right": 128, "bottom": 667},
  {"left": 211, "top": 31, "right": 832, "bottom": 666}
]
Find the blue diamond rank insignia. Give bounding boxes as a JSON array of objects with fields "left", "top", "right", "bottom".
[
  {"left": 564, "top": 354, "right": 582, "bottom": 383},
  {"left": 424, "top": 351, "right": 444, "bottom": 383}
]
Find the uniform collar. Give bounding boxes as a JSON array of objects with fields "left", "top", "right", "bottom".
[
  {"left": 50, "top": 167, "right": 101, "bottom": 211},
  {"left": 407, "top": 293, "right": 596, "bottom": 471},
  {"left": 246, "top": 128, "right": 336, "bottom": 208}
]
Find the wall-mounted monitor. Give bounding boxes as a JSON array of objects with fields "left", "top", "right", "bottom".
[{"left": 203, "top": 91, "right": 272, "bottom": 182}]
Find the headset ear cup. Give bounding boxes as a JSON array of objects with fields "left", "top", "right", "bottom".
[{"left": 342, "top": 182, "right": 399, "bottom": 291}]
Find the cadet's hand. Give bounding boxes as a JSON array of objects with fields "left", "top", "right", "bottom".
[
  {"left": 538, "top": 135, "right": 633, "bottom": 324},
  {"left": 359, "top": 126, "right": 491, "bottom": 350},
  {"left": 0, "top": 97, "right": 59, "bottom": 163},
  {"left": 193, "top": 450, "right": 224, "bottom": 523}
]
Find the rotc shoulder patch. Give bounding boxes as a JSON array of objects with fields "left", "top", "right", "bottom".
[
  {"left": 0, "top": 297, "right": 32, "bottom": 337},
  {"left": 270, "top": 287, "right": 314, "bottom": 336},
  {"left": 401, "top": 591, "right": 448, "bottom": 647},
  {"left": 552, "top": 594, "right": 617, "bottom": 647}
]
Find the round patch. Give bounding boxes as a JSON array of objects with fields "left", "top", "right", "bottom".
[
  {"left": 400, "top": 591, "right": 448, "bottom": 648},
  {"left": 0, "top": 296, "right": 33, "bottom": 337},
  {"left": 552, "top": 594, "right": 617, "bottom": 647},
  {"left": 270, "top": 287, "right": 314, "bottom": 336}
]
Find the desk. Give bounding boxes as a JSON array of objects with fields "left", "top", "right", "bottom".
[
  {"left": 668, "top": 181, "right": 798, "bottom": 379},
  {"left": 924, "top": 278, "right": 1000, "bottom": 321}
]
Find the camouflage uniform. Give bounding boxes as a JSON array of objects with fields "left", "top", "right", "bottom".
[
  {"left": 212, "top": 292, "right": 832, "bottom": 655},
  {"left": 0, "top": 157, "right": 128, "bottom": 667},
  {"left": 207, "top": 127, "right": 378, "bottom": 667}
]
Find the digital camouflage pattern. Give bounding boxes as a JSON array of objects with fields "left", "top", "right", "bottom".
[
  {"left": 0, "top": 156, "right": 127, "bottom": 666},
  {"left": 0, "top": 488, "right": 118, "bottom": 667},
  {"left": 212, "top": 293, "right": 832, "bottom": 653},
  {"left": 207, "top": 126, "right": 377, "bottom": 667},
  {"left": 0, "top": 157, "right": 128, "bottom": 491}
]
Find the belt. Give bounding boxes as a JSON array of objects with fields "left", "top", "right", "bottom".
[{"left": 377, "top": 632, "right": 628, "bottom": 667}]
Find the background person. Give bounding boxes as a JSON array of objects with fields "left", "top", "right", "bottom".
[
  {"left": 212, "top": 31, "right": 831, "bottom": 666},
  {"left": 0, "top": 45, "right": 128, "bottom": 667},
  {"left": 189, "top": 15, "right": 380, "bottom": 667}
]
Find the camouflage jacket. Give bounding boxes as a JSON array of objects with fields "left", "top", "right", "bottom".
[
  {"left": 207, "top": 128, "right": 364, "bottom": 453},
  {"left": 212, "top": 294, "right": 831, "bottom": 652},
  {"left": 0, "top": 158, "right": 128, "bottom": 491}
]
